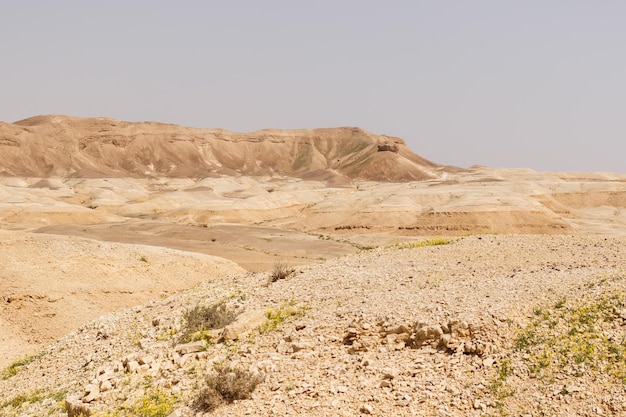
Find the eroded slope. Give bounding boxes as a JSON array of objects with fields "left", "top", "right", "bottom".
[{"left": 0, "top": 115, "right": 443, "bottom": 182}]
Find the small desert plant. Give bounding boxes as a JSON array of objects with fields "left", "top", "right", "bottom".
[
  {"left": 156, "top": 327, "right": 179, "bottom": 341},
  {"left": 390, "top": 237, "right": 457, "bottom": 250},
  {"left": 94, "top": 388, "right": 175, "bottom": 417},
  {"left": 0, "top": 390, "right": 44, "bottom": 411},
  {"left": 488, "top": 359, "right": 516, "bottom": 400},
  {"left": 1, "top": 352, "right": 44, "bottom": 380},
  {"left": 419, "top": 273, "right": 445, "bottom": 289},
  {"left": 259, "top": 300, "right": 306, "bottom": 333},
  {"left": 269, "top": 259, "right": 294, "bottom": 283},
  {"left": 422, "top": 236, "right": 456, "bottom": 246},
  {"left": 0, "top": 389, "right": 66, "bottom": 414},
  {"left": 196, "top": 364, "right": 263, "bottom": 411},
  {"left": 514, "top": 292, "right": 626, "bottom": 382},
  {"left": 180, "top": 301, "right": 239, "bottom": 343},
  {"left": 128, "top": 389, "right": 175, "bottom": 417}
]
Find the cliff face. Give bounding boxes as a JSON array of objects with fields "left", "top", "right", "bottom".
[{"left": 0, "top": 115, "right": 444, "bottom": 181}]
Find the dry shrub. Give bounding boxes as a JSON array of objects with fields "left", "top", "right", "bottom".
[
  {"left": 269, "top": 260, "right": 294, "bottom": 283},
  {"left": 180, "top": 301, "right": 238, "bottom": 342},
  {"left": 196, "top": 364, "right": 263, "bottom": 411}
]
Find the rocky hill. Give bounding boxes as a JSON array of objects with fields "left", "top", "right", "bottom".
[{"left": 0, "top": 115, "right": 445, "bottom": 182}]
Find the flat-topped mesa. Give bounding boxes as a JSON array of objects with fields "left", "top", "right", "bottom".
[{"left": 0, "top": 115, "right": 446, "bottom": 181}]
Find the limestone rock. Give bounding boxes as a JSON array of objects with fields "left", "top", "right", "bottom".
[
  {"left": 219, "top": 309, "right": 267, "bottom": 342},
  {"left": 82, "top": 384, "right": 100, "bottom": 403},
  {"left": 174, "top": 340, "right": 206, "bottom": 355},
  {"left": 66, "top": 395, "right": 91, "bottom": 417}
]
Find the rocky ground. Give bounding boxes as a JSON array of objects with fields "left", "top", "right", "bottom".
[{"left": 2, "top": 234, "right": 625, "bottom": 416}]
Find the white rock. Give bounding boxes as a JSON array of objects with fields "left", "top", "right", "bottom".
[
  {"left": 66, "top": 395, "right": 91, "bottom": 417},
  {"left": 174, "top": 340, "right": 206, "bottom": 355},
  {"left": 82, "top": 384, "right": 100, "bottom": 403},
  {"left": 99, "top": 379, "right": 113, "bottom": 392},
  {"left": 125, "top": 360, "right": 140, "bottom": 373}
]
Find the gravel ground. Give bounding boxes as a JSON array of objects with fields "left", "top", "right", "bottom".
[{"left": 1, "top": 234, "right": 625, "bottom": 417}]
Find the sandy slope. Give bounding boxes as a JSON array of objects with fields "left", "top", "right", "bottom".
[{"left": 0, "top": 230, "right": 244, "bottom": 368}]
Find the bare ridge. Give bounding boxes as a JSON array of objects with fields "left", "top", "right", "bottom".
[{"left": 0, "top": 115, "right": 448, "bottom": 181}]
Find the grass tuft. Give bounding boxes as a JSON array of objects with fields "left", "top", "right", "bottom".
[
  {"left": 1, "top": 352, "right": 44, "bottom": 380},
  {"left": 0, "top": 389, "right": 66, "bottom": 414},
  {"left": 269, "top": 260, "right": 295, "bottom": 283},
  {"left": 488, "top": 359, "right": 516, "bottom": 400}
]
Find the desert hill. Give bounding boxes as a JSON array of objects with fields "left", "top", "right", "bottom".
[
  {"left": 0, "top": 115, "right": 444, "bottom": 182},
  {"left": 1, "top": 115, "right": 626, "bottom": 416}
]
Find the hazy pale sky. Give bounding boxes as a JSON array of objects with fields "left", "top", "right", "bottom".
[{"left": 1, "top": 1, "right": 625, "bottom": 173}]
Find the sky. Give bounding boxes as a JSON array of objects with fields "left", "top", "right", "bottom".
[{"left": 1, "top": 1, "right": 625, "bottom": 173}]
